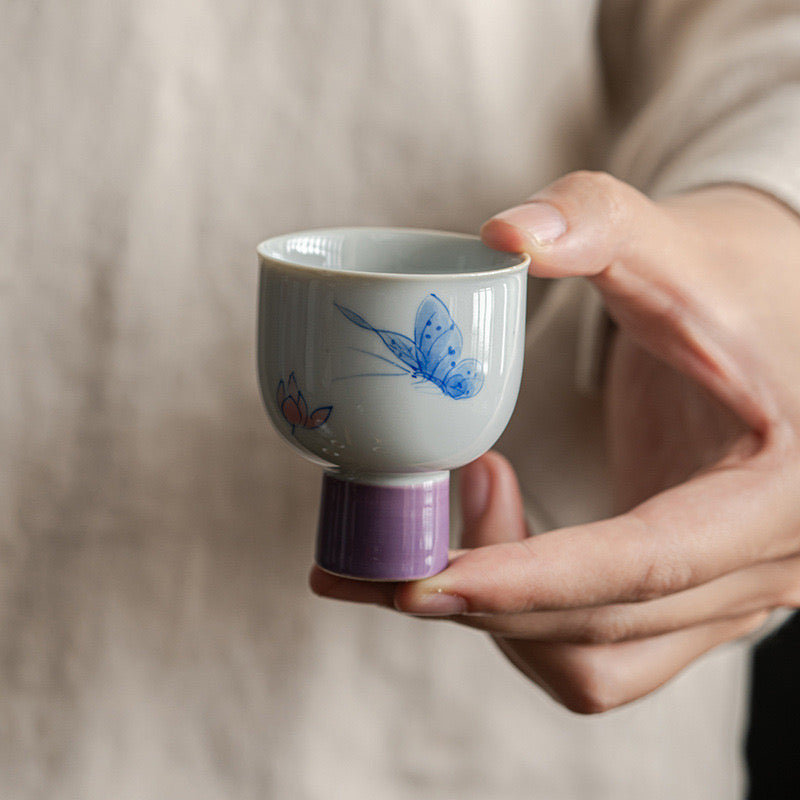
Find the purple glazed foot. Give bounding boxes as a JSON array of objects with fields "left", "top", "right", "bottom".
[{"left": 315, "top": 471, "right": 450, "bottom": 581}]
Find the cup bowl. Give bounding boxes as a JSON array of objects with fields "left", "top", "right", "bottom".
[{"left": 257, "top": 227, "right": 528, "bottom": 580}]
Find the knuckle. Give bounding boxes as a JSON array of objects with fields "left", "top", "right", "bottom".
[
  {"left": 745, "top": 611, "right": 773, "bottom": 636},
  {"left": 558, "top": 651, "right": 622, "bottom": 715},
  {"left": 625, "top": 515, "right": 694, "bottom": 602},
  {"left": 577, "top": 608, "right": 633, "bottom": 645},
  {"left": 781, "top": 584, "right": 800, "bottom": 608},
  {"left": 555, "top": 169, "right": 617, "bottom": 193},
  {"left": 778, "top": 558, "right": 800, "bottom": 607},
  {"left": 630, "top": 557, "right": 690, "bottom": 602},
  {"left": 555, "top": 170, "right": 633, "bottom": 225}
]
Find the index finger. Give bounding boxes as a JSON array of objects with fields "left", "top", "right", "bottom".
[{"left": 396, "top": 445, "right": 799, "bottom": 615}]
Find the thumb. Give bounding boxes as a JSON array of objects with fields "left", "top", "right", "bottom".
[
  {"left": 459, "top": 451, "right": 528, "bottom": 548},
  {"left": 394, "top": 451, "right": 526, "bottom": 615},
  {"left": 481, "top": 171, "right": 773, "bottom": 431},
  {"left": 480, "top": 170, "right": 664, "bottom": 279}
]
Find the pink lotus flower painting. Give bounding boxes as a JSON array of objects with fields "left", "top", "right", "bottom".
[{"left": 277, "top": 373, "right": 332, "bottom": 435}]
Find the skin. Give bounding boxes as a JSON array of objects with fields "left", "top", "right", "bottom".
[{"left": 310, "top": 171, "right": 800, "bottom": 714}]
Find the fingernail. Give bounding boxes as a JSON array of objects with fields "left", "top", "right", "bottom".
[
  {"left": 493, "top": 201, "right": 567, "bottom": 246},
  {"left": 404, "top": 590, "right": 468, "bottom": 616},
  {"left": 460, "top": 460, "right": 490, "bottom": 525}
]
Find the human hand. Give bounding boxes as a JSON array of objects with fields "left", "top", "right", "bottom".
[{"left": 310, "top": 172, "right": 800, "bottom": 713}]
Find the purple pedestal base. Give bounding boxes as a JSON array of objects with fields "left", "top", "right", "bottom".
[{"left": 315, "top": 471, "right": 450, "bottom": 581}]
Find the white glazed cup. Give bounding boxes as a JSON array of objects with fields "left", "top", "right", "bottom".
[{"left": 257, "top": 228, "right": 529, "bottom": 580}]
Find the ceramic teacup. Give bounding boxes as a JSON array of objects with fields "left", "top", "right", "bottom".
[{"left": 257, "top": 227, "right": 529, "bottom": 580}]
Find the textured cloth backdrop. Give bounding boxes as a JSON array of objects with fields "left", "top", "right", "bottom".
[{"left": 0, "top": 2, "right": 769, "bottom": 798}]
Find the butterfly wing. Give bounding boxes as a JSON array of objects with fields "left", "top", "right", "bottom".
[
  {"left": 414, "top": 294, "right": 464, "bottom": 383},
  {"left": 379, "top": 331, "right": 419, "bottom": 372},
  {"left": 336, "top": 303, "right": 418, "bottom": 371},
  {"left": 443, "top": 359, "right": 484, "bottom": 399}
]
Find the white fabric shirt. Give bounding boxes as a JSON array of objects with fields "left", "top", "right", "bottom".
[{"left": 2, "top": 1, "right": 800, "bottom": 798}]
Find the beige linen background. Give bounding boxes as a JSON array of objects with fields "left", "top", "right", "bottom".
[{"left": 1, "top": 2, "right": 752, "bottom": 798}]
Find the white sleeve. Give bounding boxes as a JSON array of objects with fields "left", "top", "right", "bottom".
[
  {"left": 576, "top": 0, "right": 800, "bottom": 395},
  {"left": 598, "top": 0, "right": 800, "bottom": 214}
]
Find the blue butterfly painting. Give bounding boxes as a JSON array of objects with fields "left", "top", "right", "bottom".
[{"left": 335, "top": 293, "right": 484, "bottom": 399}]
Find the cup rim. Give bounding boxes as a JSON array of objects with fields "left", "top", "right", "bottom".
[{"left": 257, "top": 226, "right": 530, "bottom": 281}]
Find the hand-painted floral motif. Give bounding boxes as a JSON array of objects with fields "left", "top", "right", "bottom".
[
  {"left": 335, "top": 293, "right": 484, "bottom": 399},
  {"left": 277, "top": 373, "right": 332, "bottom": 435}
]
